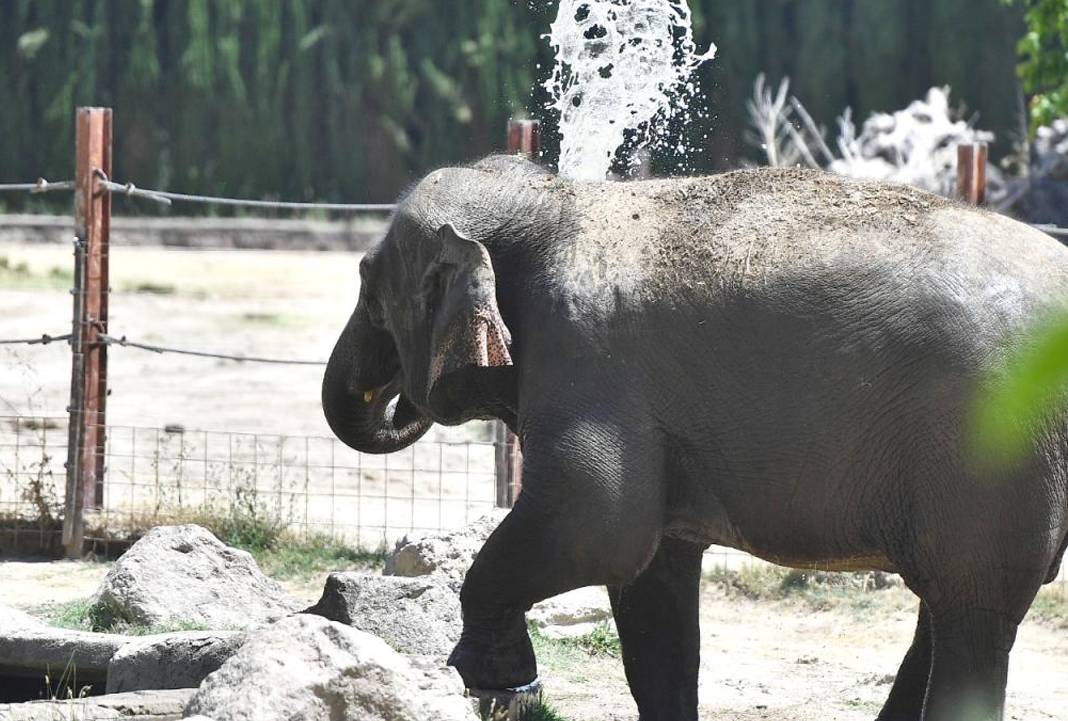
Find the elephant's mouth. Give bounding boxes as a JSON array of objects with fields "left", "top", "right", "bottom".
[{"left": 361, "top": 375, "right": 425, "bottom": 430}]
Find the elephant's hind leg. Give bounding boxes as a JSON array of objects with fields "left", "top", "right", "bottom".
[
  {"left": 609, "top": 536, "right": 704, "bottom": 721},
  {"left": 876, "top": 602, "right": 932, "bottom": 721},
  {"left": 920, "top": 605, "right": 1019, "bottom": 721}
]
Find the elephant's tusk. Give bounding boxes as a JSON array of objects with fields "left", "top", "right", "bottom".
[{"left": 363, "top": 390, "right": 374, "bottom": 403}]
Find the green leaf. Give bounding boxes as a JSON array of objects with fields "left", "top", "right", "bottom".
[
  {"left": 17, "top": 29, "right": 50, "bottom": 59},
  {"left": 971, "top": 310, "right": 1068, "bottom": 468}
]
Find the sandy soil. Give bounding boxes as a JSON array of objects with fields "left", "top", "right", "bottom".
[
  {"left": 0, "top": 240, "right": 491, "bottom": 442},
  {"left": 546, "top": 584, "right": 1068, "bottom": 721},
  {"left": 3, "top": 560, "right": 1065, "bottom": 720}
]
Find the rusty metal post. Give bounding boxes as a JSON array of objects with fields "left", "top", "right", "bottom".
[
  {"left": 63, "top": 107, "right": 112, "bottom": 557},
  {"left": 492, "top": 120, "right": 540, "bottom": 508},
  {"left": 507, "top": 119, "right": 541, "bottom": 159},
  {"left": 958, "top": 143, "right": 988, "bottom": 206}
]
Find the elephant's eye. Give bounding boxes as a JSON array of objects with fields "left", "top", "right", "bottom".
[
  {"left": 421, "top": 270, "right": 444, "bottom": 317},
  {"left": 364, "top": 295, "right": 386, "bottom": 329}
]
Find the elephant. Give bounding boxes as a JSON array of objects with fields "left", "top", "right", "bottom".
[{"left": 321, "top": 155, "right": 1068, "bottom": 721}]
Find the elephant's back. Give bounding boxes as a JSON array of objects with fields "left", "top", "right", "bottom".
[
  {"left": 578, "top": 168, "right": 1068, "bottom": 326},
  {"left": 550, "top": 169, "right": 1068, "bottom": 351},
  {"left": 639, "top": 168, "right": 1066, "bottom": 294}
]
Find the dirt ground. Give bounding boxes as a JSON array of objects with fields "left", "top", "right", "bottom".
[
  {"left": 2, "top": 560, "right": 1066, "bottom": 721},
  {"left": 546, "top": 584, "right": 1068, "bottom": 721},
  {"left": 0, "top": 239, "right": 489, "bottom": 443}
]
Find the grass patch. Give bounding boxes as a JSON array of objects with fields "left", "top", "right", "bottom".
[
  {"left": 232, "top": 311, "right": 306, "bottom": 329},
  {"left": 86, "top": 503, "right": 386, "bottom": 581},
  {"left": 176, "top": 506, "right": 386, "bottom": 580},
  {"left": 525, "top": 698, "right": 573, "bottom": 721},
  {"left": 529, "top": 621, "right": 621, "bottom": 660},
  {"left": 30, "top": 598, "right": 213, "bottom": 635},
  {"left": 123, "top": 280, "right": 177, "bottom": 295},
  {"left": 1027, "top": 588, "right": 1068, "bottom": 629},
  {"left": 250, "top": 534, "right": 386, "bottom": 581},
  {"left": 704, "top": 564, "right": 907, "bottom": 613},
  {"left": 0, "top": 255, "right": 71, "bottom": 289}
]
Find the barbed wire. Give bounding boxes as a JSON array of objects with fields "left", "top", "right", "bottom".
[
  {"left": 0, "top": 178, "right": 75, "bottom": 194},
  {"left": 0, "top": 333, "right": 72, "bottom": 346},
  {"left": 96, "top": 178, "right": 395, "bottom": 213},
  {"left": 2, "top": 175, "right": 394, "bottom": 213},
  {"left": 98, "top": 333, "right": 326, "bottom": 366},
  {"left": 1, "top": 331, "right": 325, "bottom": 365}
]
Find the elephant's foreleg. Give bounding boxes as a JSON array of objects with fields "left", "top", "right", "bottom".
[
  {"left": 448, "top": 415, "right": 665, "bottom": 690},
  {"left": 876, "top": 602, "right": 932, "bottom": 721},
  {"left": 608, "top": 536, "right": 704, "bottom": 721}
]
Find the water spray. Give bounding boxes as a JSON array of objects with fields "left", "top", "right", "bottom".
[{"left": 544, "top": 0, "right": 716, "bottom": 181}]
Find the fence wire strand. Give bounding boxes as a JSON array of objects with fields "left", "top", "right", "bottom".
[
  {"left": 0, "top": 333, "right": 72, "bottom": 346},
  {"left": 0, "top": 178, "right": 74, "bottom": 194},
  {"left": 97, "top": 179, "right": 395, "bottom": 213},
  {"left": 98, "top": 333, "right": 326, "bottom": 366}
]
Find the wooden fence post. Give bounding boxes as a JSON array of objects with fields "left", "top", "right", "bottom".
[
  {"left": 958, "top": 143, "right": 988, "bottom": 206},
  {"left": 63, "top": 107, "right": 112, "bottom": 557},
  {"left": 493, "top": 119, "right": 540, "bottom": 508},
  {"left": 507, "top": 119, "right": 541, "bottom": 159}
]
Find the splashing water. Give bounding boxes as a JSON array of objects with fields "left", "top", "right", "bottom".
[{"left": 544, "top": 0, "right": 716, "bottom": 182}]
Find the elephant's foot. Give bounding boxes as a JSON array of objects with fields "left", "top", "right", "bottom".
[{"left": 447, "top": 611, "right": 537, "bottom": 691}]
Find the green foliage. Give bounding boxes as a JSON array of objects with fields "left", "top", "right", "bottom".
[
  {"left": 0, "top": 0, "right": 1027, "bottom": 207},
  {"left": 1004, "top": 0, "right": 1068, "bottom": 128},
  {"left": 704, "top": 564, "right": 905, "bottom": 613},
  {"left": 528, "top": 621, "right": 621, "bottom": 659},
  {"left": 1027, "top": 588, "right": 1068, "bottom": 629},
  {"left": 31, "top": 597, "right": 214, "bottom": 635},
  {"left": 971, "top": 310, "right": 1068, "bottom": 467},
  {"left": 249, "top": 533, "right": 386, "bottom": 581},
  {"left": 525, "top": 699, "right": 573, "bottom": 721},
  {"left": 168, "top": 505, "right": 386, "bottom": 580}
]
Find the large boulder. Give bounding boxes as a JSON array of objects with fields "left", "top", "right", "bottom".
[
  {"left": 106, "top": 631, "right": 245, "bottom": 694},
  {"left": 382, "top": 514, "right": 616, "bottom": 640},
  {"left": 303, "top": 573, "right": 461, "bottom": 657},
  {"left": 384, "top": 510, "right": 507, "bottom": 592},
  {"left": 91, "top": 525, "right": 300, "bottom": 630},
  {"left": 183, "top": 614, "right": 477, "bottom": 721},
  {"left": 526, "top": 587, "right": 614, "bottom": 640}
]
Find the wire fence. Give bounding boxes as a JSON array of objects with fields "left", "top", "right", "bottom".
[
  {"left": 3, "top": 414, "right": 1064, "bottom": 595},
  {"left": 4, "top": 160, "right": 1068, "bottom": 596},
  {"left": 0, "top": 415, "right": 498, "bottom": 553}
]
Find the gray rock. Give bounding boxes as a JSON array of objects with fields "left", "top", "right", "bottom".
[
  {"left": 106, "top": 631, "right": 245, "bottom": 694},
  {"left": 304, "top": 573, "right": 461, "bottom": 657},
  {"left": 384, "top": 510, "right": 507, "bottom": 592},
  {"left": 0, "top": 689, "right": 192, "bottom": 721},
  {"left": 91, "top": 525, "right": 300, "bottom": 630},
  {"left": 527, "top": 587, "right": 614, "bottom": 640},
  {"left": 183, "top": 614, "right": 477, "bottom": 721},
  {"left": 0, "top": 605, "right": 46, "bottom": 633},
  {"left": 0, "top": 616, "right": 126, "bottom": 684}
]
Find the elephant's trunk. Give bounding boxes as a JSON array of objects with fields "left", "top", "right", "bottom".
[{"left": 321, "top": 308, "right": 432, "bottom": 454}]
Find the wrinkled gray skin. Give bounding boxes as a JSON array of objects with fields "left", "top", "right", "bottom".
[{"left": 322, "top": 156, "right": 1068, "bottom": 721}]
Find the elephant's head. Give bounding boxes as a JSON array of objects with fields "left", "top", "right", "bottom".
[{"left": 322, "top": 167, "right": 523, "bottom": 454}]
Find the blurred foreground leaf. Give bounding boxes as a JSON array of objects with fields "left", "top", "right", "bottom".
[{"left": 971, "top": 311, "right": 1068, "bottom": 466}]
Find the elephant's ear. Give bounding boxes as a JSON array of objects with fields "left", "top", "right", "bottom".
[{"left": 426, "top": 224, "right": 513, "bottom": 393}]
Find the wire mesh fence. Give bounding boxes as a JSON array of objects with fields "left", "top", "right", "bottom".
[
  {"left": 0, "top": 415, "right": 498, "bottom": 553},
  {"left": 2, "top": 414, "right": 1065, "bottom": 598}
]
